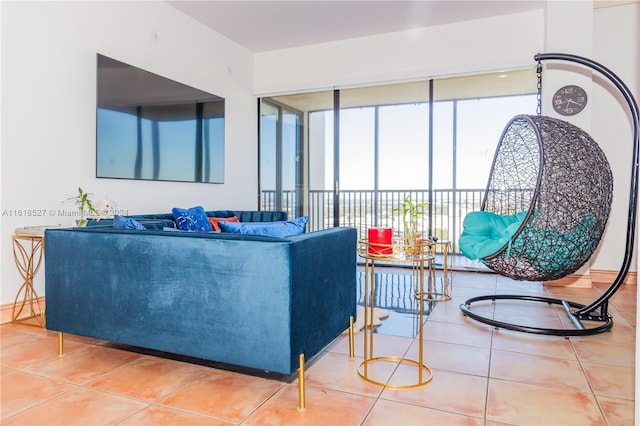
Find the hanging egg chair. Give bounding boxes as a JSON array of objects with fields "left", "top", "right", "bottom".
[
  {"left": 459, "top": 53, "right": 639, "bottom": 336},
  {"left": 459, "top": 114, "right": 613, "bottom": 282}
]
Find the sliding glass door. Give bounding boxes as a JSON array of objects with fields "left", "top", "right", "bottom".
[
  {"left": 259, "top": 69, "right": 537, "bottom": 254},
  {"left": 259, "top": 99, "right": 303, "bottom": 218},
  {"left": 337, "top": 82, "right": 431, "bottom": 236}
]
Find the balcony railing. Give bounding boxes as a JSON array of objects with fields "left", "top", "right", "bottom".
[{"left": 261, "top": 188, "right": 497, "bottom": 254}]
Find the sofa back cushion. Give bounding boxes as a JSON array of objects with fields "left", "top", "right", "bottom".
[
  {"left": 218, "top": 216, "right": 308, "bottom": 238},
  {"left": 87, "top": 210, "right": 288, "bottom": 230},
  {"left": 223, "top": 210, "right": 288, "bottom": 222},
  {"left": 88, "top": 217, "right": 175, "bottom": 230},
  {"left": 113, "top": 215, "right": 146, "bottom": 230}
]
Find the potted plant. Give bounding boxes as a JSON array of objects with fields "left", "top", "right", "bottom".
[
  {"left": 66, "top": 187, "right": 99, "bottom": 227},
  {"left": 393, "top": 195, "right": 429, "bottom": 253}
]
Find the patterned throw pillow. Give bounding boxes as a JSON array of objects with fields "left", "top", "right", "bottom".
[{"left": 172, "top": 206, "right": 214, "bottom": 232}]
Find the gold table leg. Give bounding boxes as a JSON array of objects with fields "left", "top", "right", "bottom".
[
  {"left": 58, "top": 332, "right": 64, "bottom": 356},
  {"left": 349, "top": 315, "right": 355, "bottom": 359},
  {"left": 423, "top": 240, "right": 453, "bottom": 302},
  {"left": 297, "top": 353, "right": 306, "bottom": 411},
  {"left": 11, "top": 235, "right": 45, "bottom": 327}
]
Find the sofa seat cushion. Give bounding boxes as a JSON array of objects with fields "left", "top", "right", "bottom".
[{"left": 219, "top": 216, "right": 308, "bottom": 237}]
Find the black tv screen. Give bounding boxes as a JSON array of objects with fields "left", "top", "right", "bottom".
[{"left": 96, "top": 54, "right": 225, "bottom": 183}]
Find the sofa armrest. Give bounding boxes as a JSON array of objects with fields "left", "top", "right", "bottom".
[{"left": 287, "top": 227, "right": 357, "bottom": 366}]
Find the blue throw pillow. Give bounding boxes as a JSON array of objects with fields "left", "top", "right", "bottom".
[
  {"left": 218, "top": 216, "right": 308, "bottom": 237},
  {"left": 172, "top": 206, "right": 213, "bottom": 232},
  {"left": 113, "top": 215, "right": 146, "bottom": 230}
]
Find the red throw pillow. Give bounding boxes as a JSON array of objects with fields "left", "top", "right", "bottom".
[{"left": 208, "top": 216, "right": 239, "bottom": 231}]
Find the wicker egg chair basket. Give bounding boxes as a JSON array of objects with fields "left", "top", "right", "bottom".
[{"left": 480, "top": 114, "right": 613, "bottom": 281}]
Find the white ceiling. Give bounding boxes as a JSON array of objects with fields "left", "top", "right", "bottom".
[{"left": 166, "top": 1, "right": 546, "bottom": 53}]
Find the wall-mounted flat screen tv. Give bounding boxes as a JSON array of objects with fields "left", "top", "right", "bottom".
[{"left": 96, "top": 54, "right": 225, "bottom": 183}]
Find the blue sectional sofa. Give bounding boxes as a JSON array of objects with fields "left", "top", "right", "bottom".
[{"left": 44, "top": 210, "right": 357, "bottom": 375}]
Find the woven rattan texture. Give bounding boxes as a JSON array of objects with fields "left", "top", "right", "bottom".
[{"left": 481, "top": 115, "right": 613, "bottom": 281}]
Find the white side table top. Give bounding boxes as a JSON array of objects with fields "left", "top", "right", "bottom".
[{"left": 14, "top": 224, "right": 62, "bottom": 237}]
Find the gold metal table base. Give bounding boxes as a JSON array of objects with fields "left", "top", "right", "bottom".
[
  {"left": 357, "top": 238, "right": 435, "bottom": 389},
  {"left": 421, "top": 292, "right": 450, "bottom": 302},
  {"left": 11, "top": 235, "right": 45, "bottom": 327},
  {"left": 425, "top": 240, "right": 453, "bottom": 302},
  {"left": 358, "top": 356, "right": 433, "bottom": 389}
]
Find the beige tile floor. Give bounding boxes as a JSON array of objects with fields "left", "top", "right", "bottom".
[{"left": 1, "top": 270, "right": 636, "bottom": 425}]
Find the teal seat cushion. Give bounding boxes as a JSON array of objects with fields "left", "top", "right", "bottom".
[
  {"left": 507, "top": 212, "right": 598, "bottom": 277},
  {"left": 459, "top": 211, "right": 527, "bottom": 260}
]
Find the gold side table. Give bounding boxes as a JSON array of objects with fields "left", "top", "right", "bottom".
[
  {"left": 356, "top": 238, "right": 435, "bottom": 389},
  {"left": 11, "top": 234, "right": 45, "bottom": 327},
  {"left": 424, "top": 240, "right": 453, "bottom": 302}
]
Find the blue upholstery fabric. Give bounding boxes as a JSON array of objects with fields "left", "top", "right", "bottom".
[
  {"left": 140, "top": 220, "right": 175, "bottom": 230},
  {"left": 218, "top": 216, "right": 308, "bottom": 237},
  {"left": 88, "top": 218, "right": 174, "bottom": 230},
  {"left": 229, "top": 210, "right": 288, "bottom": 222},
  {"left": 87, "top": 210, "right": 288, "bottom": 229},
  {"left": 287, "top": 228, "right": 357, "bottom": 366},
  {"left": 113, "top": 215, "right": 146, "bottom": 230},
  {"left": 44, "top": 221, "right": 356, "bottom": 375},
  {"left": 89, "top": 215, "right": 168, "bottom": 227}
]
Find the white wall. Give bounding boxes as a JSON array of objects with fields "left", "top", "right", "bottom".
[
  {"left": 590, "top": 2, "right": 639, "bottom": 274},
  {"left": 0, "top": 1, "right": 257, "bottom": 305},
  {"left": 254, "top": 10, "right": 544, "bottom": 95}
]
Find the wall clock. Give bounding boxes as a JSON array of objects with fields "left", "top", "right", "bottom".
[{"left": 552, "top": 85, "right": 587, "bottom": 116}]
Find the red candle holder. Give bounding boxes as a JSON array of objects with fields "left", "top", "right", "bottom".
[{"left": 368, "top": 228, "right": 392, "bottom": 255}]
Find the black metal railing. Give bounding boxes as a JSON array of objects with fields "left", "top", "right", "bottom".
[{"left": 261, "top": 188, "right": 498, "bottom": 253}]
